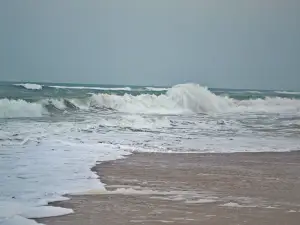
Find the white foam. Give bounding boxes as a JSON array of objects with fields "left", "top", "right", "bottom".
[
  {"left": 0, "top": 136, "right": 129, "bottom": 225},
  {"left": 235, "top": 97, "right": 300, "bottom": 113},
  {"left": 265, "top": 206, "right": 277, "bottom": 209},
  {"left": 50, "top": 85, "right": 131, "bottom": 91},
  {"left": 80, "top": 188, "right": 170, "bottom": 195},
  {"left": 246, "top": 90, "right": 262, "bottom": 94},
  {"left": 90, "top": 83, "right": 233, "bottom": 114},
  {"left": 2, "top": 82, "right": 300, "bottom": 225},
  {"left": 0, "top": 99, "right": 46, "bottom": 118},
  {"left": 220, "top": 202, "right": 257, "bottom": 208},
  {"left": 1, "top": 215, "right": 43, "bottom": 225},
  {"left": 275, "top": 91, "right": 300, "bottom": 95},
  {"left": 90, "top": 83, "right": 300, "bottom": 114},
  {"left": 185, "top": 199, "right": 218, "bottom": 204},
  {"left": 3, "top": 83, "right": 300, "bottom": 118},
  {"left": 20, "top": 206, "right": 73, "bottom": 219},
  {"left": 98, "top": 115, "right": 171, "bottom": 130},
  {"left": 287, "top": 210, "right": 297, "bottom": 213},
  {"left": 130, "top": 220, "right": 174, "bottom": 223},
  {"left": 78, "top": 188, "right": 201, "bottom": 197},
  {"left": 0, "top": 201, "right": 73, "bottom": 224},
  {"left": 14, "top": 83, "right": 43, "bottom": 90}
]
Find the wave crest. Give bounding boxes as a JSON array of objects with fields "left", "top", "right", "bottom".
[
  {"left": 275, "top": 91, "right": 300, "bottom": 95},
  {"left": 0, "top": 99, "right": 46, "bottom": 118},
  {"left": 14, "top": 83, "right": 43, "bottom": 90},
  {"left": 49, "top": 85, "right": 131, "bottom": 91},
  {"left": 91, "top": 83, "right": 233, "bottom": 114},
  {"left": 1, "top": 83, "right": 300, "bottom": 118}
]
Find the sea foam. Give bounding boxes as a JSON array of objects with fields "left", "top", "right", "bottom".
[
  {"left": 14, "top": 83, "right": 43, "bottom": 90},
  {"left": 2, "top": 83, "right": 300, "bottom": 118},
  {"left": 0, "top": 99, "right": 46, "bottom": 118}
]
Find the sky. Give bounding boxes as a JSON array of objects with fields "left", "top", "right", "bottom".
[{"left": 0, "top": 0, "right": 299, "bottom": 90}]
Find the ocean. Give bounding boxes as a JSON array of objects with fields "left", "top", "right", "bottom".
[{"left": 1, "top": 81, "right": 300, "bottom": 224}]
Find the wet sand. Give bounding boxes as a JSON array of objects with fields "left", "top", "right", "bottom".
[{"left": 37, "top": 152, "right": 300, "bottom": 225}]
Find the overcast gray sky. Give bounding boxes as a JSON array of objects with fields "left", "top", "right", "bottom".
[{"left": 0, "top": 0, "right": 299, "bottom": 89}]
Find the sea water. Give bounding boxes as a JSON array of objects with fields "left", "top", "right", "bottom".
[{"left": 1, "top": 82, "right": 300, "bottom": 224}]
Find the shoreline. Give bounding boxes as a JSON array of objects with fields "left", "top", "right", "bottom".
[{"left": 36, "top": 151, "right": 300, "bottom": 225}]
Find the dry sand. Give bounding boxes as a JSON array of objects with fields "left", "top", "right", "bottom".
[{"left": 37, "top": 152, "right": 300, "bottom": 225}]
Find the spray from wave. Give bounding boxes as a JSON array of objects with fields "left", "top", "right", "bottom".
[{"left": 1, "top": 83, "right": 300, "bottom": 118}]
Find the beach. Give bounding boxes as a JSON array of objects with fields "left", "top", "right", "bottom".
[
  {"left": 2, "top": 1, "right": 300, "bottom": 224},
  {"left": 36, "top": 152, "right": 300, "bottom": 225},
  {"left": 2, "top": 82, "right": 300, "bottom": 224}
]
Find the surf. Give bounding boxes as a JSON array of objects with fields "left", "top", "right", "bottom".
[
  {"left": 14, "top": 83, "right": 43, "bottom": 90},
  {"left": 1, "top": 83, "right": 300, "bottom": 118}
]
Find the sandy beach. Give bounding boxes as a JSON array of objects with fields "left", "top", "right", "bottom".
[{"left": 36, "top": 152, "right": 300, "bottom": 225}]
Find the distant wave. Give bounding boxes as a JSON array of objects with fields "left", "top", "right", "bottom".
[
  {"left": 2, "top": 83, "right": 300, "bottom": 118},
  {"left": 227, "top": 90, "right": 262, "bottom": 94},
  {"left": 14, "top": 83, "right": 43, "bottom": 90},
  {"left": 49, "top": 85, "right": 132, "bottom": 91},
  {"left": 145, "top": 87, "right": 168, "bottom": 91},
  {"left": 12, "top": 83, "right": 169, "bottom": 92},
  {"left": 48, "top": 85, "right": 168, "bottom": 92},
  {"left": 245, "top": 91, "right": 262, "bottom": 94},
  {"left": 275, "top": 91, "right": 300, "bottom": 95}
]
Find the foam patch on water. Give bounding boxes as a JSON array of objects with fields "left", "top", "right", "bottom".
[
  {"left": 20, "top": 206, "right": 73, "bottom": 219},
  {"left": 265, "top": 206, "right": 278, "bottom": 209},
  {"left": 150, "top": 196, "right": 187, "bottom": 201},
  {"left": 220, "top": 202, "right": 257, "bottom": 208},
  {"left": 0, "top": 202, "right": 72, "bottom": 225},
  {"left": 287, "top": 210, "right": 297, "bottom": 213},
  {"left": 0, "top": 139, "right": 129, "bottom": 225},
  {"left": 275, "top": 91, "right": 300, "bottom": 95},
  {"left": 14, "top": 83, "right": 43, "bottom": 90},
  {"left": 2, "top": 215, "right": 43, "bottom": 225},
  {"left": 79, "top": 187, "right": 223, "bottom": 206},
  {"left": 78, "top": 188, "right": 175, "bottom": 195},
  {"left": 98, "top": 115, "right": 171, "bottom": 130},
  {"left": 185, "top": 199, "right": 218, "bottom": 204},
  {"left": 49, "top": 85, "right": 131, "bottom": 91},
  {"left": 77, "top": 188, "right": 213, "bottom": 199},
  {"left": 130, "top": 220, "right": 175, "bottom": 223}
]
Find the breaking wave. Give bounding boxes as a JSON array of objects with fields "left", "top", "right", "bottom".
[
  {"left": 0, "top": 98, "right": 86, "bottom": 118},
  {"left": 14, "top": 83, "right": 43, "bottom": 90},
  {"left": 90, "top": 84, "right": 232, "bottom": 114},
  {"left": 275, "top": 91, "right": 300, "bottom": 95},
  {"left": 1, "top": 83, "right": 300, "bottom": 118},
  {"left": 0, "top": 99, "right": 46, "bottom": 118}
]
